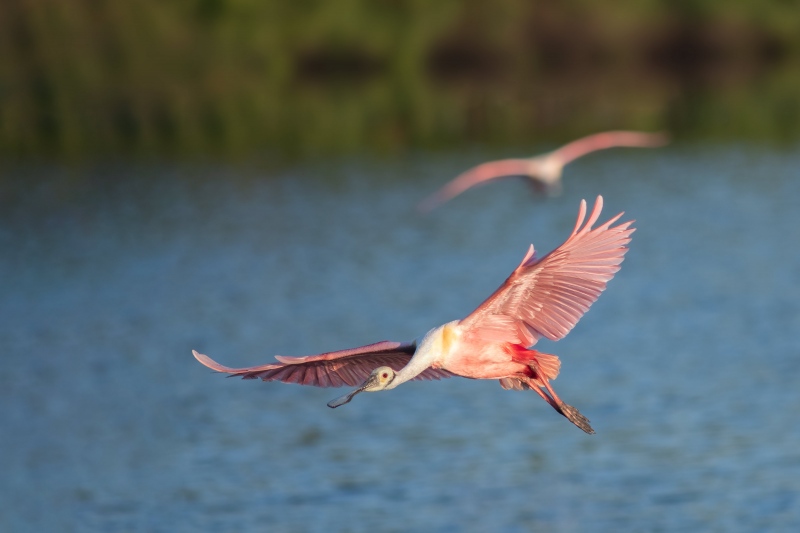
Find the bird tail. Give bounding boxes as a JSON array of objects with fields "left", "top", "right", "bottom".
[
  {"left": 505, "top": 345, "right": 561, "bottom": 381},
  {"left": 533, "top": 351, "right": 561, "bottom": 380}
]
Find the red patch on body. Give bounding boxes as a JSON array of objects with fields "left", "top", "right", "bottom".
[{"left": 504, "top": 344, "right": 562, "bottom": 381}]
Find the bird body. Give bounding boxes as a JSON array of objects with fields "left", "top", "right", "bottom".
[
  {"left": 419, "top": 130, "right": 668, "bottom": 211},
  {"left": 194, "top": 196, "right": 633, "bottom": 433},
  {"left": 409, "top": 321, "right": 556, "bottom": 382}
]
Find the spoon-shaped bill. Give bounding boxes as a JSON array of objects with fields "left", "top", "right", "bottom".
[
  {"left": 326, "top": 371, "right": 384, "bottom": 408},
  {"left": 327, "top": 386, "right": 366, "bottom": 408}
]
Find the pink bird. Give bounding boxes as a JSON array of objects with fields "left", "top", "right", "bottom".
[
  {"left": 419, "top": 130, "right": 668, "bottom": 211},
  {"left": 193, "top": 196, "right": 633, "bottom": 433}
]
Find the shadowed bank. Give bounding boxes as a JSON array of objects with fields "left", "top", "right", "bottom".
[{"left": 2, "top": 0, "right": 800, "bottom": 160}]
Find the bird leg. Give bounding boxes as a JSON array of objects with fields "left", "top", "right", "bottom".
[{"left": 524, "top": 371, "right": 595, "bottom": 434}]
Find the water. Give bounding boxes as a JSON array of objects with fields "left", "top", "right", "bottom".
[{"left": 1, "top": 145, "right": 799, "bottom": 532}]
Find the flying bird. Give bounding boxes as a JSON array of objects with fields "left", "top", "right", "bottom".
[
  {"left": 193, "top": 196, "right": 633, "bottom": 433},
  {"left": 419, "top": 130, "right": 668, "bottom": 211}
]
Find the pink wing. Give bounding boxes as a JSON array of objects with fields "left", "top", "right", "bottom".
[
  {"left": 459, "top": 195, "right": 634, "bottom": 346},
  {"left": 193, "top": 340, "right": 454, "bottom": 387},
  {"left": 419, "top": 159, "right": 533, "bottom": 211},
  {"left": 553, "top": 131, "right": 669, "bottom": 166}
]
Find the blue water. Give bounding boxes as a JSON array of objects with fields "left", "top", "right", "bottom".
[{"left": 2, "top": 144, "right": 799, "bottom": 531}]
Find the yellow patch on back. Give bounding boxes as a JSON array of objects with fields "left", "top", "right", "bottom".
[
  {"left": 441, "top": 323, "right": 456, "bottom": 354},
  {"left": 428, "top": 321, "right": 460, "bottom": 370},
  {"left": 436, "top": 320, "right": 459, "bottom": 368}
]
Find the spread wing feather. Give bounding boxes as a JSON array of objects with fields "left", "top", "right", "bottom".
[
  {"left": 193, "top": 341, "right": 454, "bottom": 388},
  {"left": 419, "top": 159, "right": 533, "bottom": 211},
  {"left": 553, "top": 131, "right": 669, "bottom": 166},
  {"left": 460, "top": 196, "right": 634, "bottom": 347}
]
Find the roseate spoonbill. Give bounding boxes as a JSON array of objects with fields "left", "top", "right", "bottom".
[
  {"left": 419, "top": 130, "right": 668, "bottom": 211},
  {"left": 193, "top": 196, "right": 633, "bottom": 433}
]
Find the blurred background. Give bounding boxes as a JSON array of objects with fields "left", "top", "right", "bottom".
[
  {"left": 2, "top": 1, "right": 800, "bottom": 532},
  {"left": 2, "top": 0, "right": 800, "bottom": 160}
]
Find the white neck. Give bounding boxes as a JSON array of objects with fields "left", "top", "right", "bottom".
[{"left": 385, "top": 321, "right": 458, "bottom": 389}]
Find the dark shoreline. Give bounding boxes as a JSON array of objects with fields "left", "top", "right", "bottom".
[{"left": 2, "top": 1, "right": 799, "bottom": 160}]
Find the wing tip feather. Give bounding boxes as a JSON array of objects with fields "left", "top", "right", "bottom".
[
  {"left": 193, "top": 349, "right": 233, "bottom": 373},
  {"left": 518, "top": 244, "right": 536, "bottom": 269},
  {"left": 572, "top": 198, "right": 589, "bottom": 234}
]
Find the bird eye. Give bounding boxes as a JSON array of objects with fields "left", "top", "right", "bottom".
[{"left": 382, "top": 372, "right": 389, "bottom": 379}]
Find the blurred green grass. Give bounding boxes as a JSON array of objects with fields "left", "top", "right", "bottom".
[{"left": 1, "top": 0, "right": 799, "bottom": 161}]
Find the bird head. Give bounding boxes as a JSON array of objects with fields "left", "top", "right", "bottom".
[{"left": 326, "top": 366, "right": 396, "bottom": 408}]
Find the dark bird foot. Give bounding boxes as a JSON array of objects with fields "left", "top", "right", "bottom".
[{"left": 559, "top": 403, "right": 595, "bottom": 434}]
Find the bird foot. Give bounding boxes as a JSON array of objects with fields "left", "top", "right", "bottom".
[{"left": 559, "top": 403, "right": 595, "bottom": 434}]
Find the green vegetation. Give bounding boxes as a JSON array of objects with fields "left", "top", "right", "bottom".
[{"left": 2, "top": 0, "right": 799, "bottom": 161}]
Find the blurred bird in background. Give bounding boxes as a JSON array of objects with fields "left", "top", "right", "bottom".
[{"left": 419, "top": 131, "right": 668, "bottom": 211}]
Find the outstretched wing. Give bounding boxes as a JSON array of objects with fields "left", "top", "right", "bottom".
[
  {"left": 193, "top": 340, "right": 454, "bottom": 387},
  {"left": 553, "top": 130, "right": 669, "bottom": 166},
  {"left": 419, "top": 159, "right": 533, "bottom": 211},
  {"left": 459, "top": 195, "right": 634, "bottom": 346}
]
